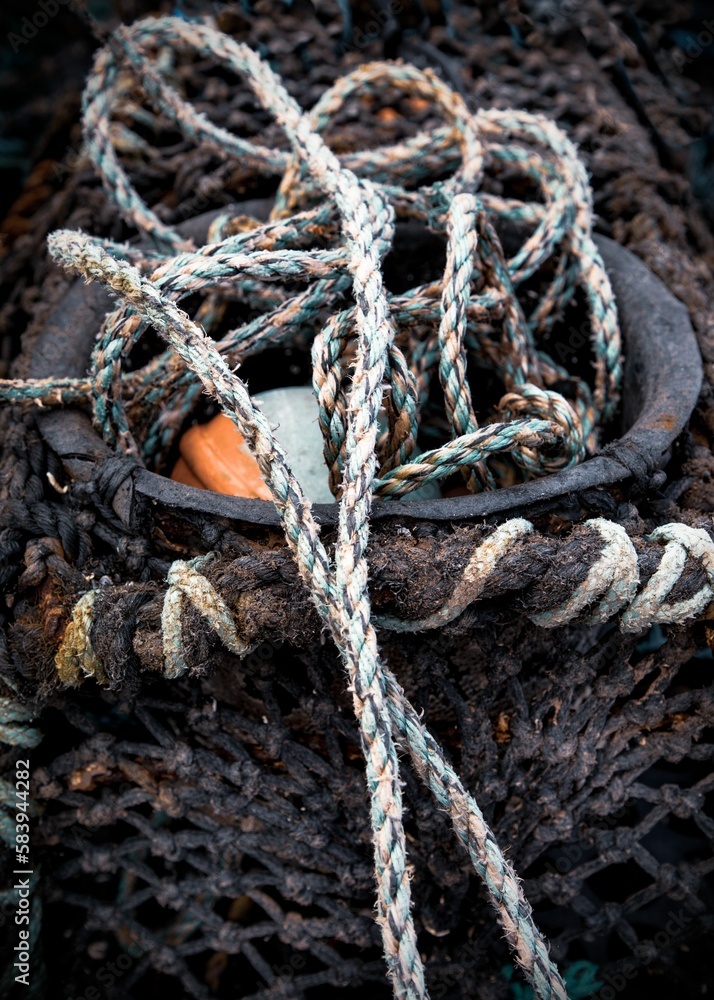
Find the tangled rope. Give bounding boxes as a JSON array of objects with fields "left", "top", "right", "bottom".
[
  {"left": 0, "top": 12, "right": 655, "bottom": 1000},
  {"left": 0, "top": 16, "right": 622, "bottom": 489}
]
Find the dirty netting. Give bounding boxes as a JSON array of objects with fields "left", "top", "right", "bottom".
[{"left": 0, "top": 2, "right": 713, "bottom": 999}]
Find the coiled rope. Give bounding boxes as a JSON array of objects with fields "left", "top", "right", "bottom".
[{"left": 0, "top": 14, "right": 702, "bottom": 1000}]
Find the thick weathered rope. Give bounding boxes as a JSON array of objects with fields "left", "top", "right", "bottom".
[
  {"left": 53, "top": 518, "right": 714, "bottom": 682},
  {"left": 373, "top": 519, "right": 714, "bottom": 631},
  {"left": 0, "top": 13, "right": 644, "bottom": 1000}
]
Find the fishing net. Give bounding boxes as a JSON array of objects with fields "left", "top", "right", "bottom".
[
  {"left": 0, "top": 2, "right": 713, "bottom": 999},
  {"left": 27, "top": 590, "right": 714, "bottom": 1000}
]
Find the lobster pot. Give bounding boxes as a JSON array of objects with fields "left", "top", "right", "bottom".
[
  {"left": 0, "top": 8, "right": 712, "bottom": 1000},
  {"left": 8, "top": 225, "right": 712, "bottom": 1000}
]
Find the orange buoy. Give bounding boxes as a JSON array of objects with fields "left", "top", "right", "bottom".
[
  {"left": 170, "top": 456, "right": 205, "bottom": 490},
  {"left": 171, "top": 413, "right": 272, "bottom": 499},
  {"left": 171, "top": 385, "right": 442, "bottom": 502}
]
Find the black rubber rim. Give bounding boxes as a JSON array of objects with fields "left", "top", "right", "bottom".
[{"left": 31, "top": 212, "right": 703, "bottom": 527}]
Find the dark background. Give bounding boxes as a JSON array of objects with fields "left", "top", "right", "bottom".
[{"left": 1, "top": 0, "right": 713, "bottom": 222}]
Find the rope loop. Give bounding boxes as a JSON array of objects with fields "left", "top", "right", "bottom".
[
  {"left": 162, "top": 554, "right": 250, "bottom": 678},
  {"left": 499, "top": 383, "right": 585, "bottom": 475}
]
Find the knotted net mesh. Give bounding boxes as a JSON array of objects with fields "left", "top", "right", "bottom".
[{"left": 28, "top": 617, "right": 714, "bottom": 999}]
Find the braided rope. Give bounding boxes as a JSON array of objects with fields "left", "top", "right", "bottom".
[
  {"left": 0, "top": 693, "right": 42, "bottom": 753},
  {"left": 373, "top": 519, "right": 714, "bottom": 632},
  {"left": 438, "top": 192, "right": 492, "bottom": 491},
  {"left": 162, "top": 553, "right": 250, "bottom": 679},
  {"left": 620, "top": 523, "right": 714, "bottom": 632},
  {"left": 0, "top": 14, "right": 650, "bottom": 1000}
]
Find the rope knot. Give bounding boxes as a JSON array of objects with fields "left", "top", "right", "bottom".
[
  {"left": 161, "top": 554, "right": 249, "bottom": 679},
  {"left": 498, "top": 384, "right": 585, "bottom": 475}
]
